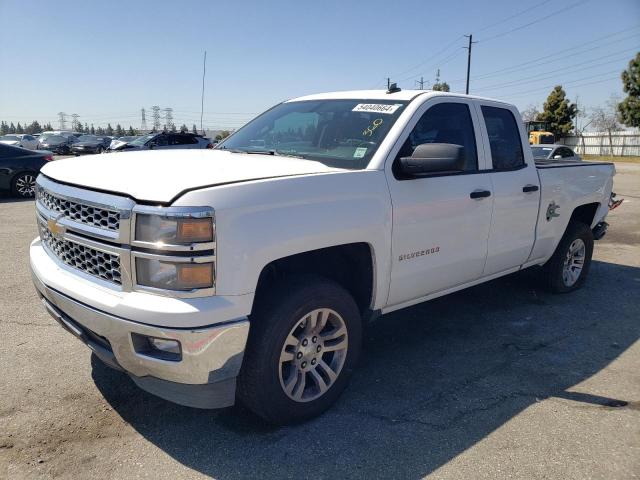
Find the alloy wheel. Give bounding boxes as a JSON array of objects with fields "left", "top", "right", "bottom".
[
  {"left": 278, "top": 308, "right": 348, "bottom": 403},
  {"left": 562, "top": 238, "right": 586, "bottom": 287},
  {"left": 15, "top": 174, "right": 37, "bottom": 197}
]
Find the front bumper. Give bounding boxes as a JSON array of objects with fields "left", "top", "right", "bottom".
[{"left": 31, "top": 246, "right": 251, "bottom": 409}]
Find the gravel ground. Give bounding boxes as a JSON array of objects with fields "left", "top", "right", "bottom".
[{"left": 0, "top": 162, "right": 638, "bottom": 480}]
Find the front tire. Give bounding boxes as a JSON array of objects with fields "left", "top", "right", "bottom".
[
  {"left": 542, "top": 221, "right": 594, "bottom": 293},
  {"left": 238, "top": 275, "right": 362, "bottom": 424}
]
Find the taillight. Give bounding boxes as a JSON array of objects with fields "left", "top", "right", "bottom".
[
  {"left": 206, "top": 143, "right": 214, "bottom": 149},
  {"left": 44, "top": 155, "right": 53, "bottom": 161}
]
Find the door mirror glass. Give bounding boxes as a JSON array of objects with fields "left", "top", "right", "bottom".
[{"left": 398, "top": 143, "right": 465, "bottom": 176}]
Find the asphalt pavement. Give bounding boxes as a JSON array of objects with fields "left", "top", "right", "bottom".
[{"left": 1, "top": 162, "right": 638, "bottom": 479}]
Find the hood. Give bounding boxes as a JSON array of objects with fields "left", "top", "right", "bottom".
[
  {"left": 0, "top": 140, "right": 20, "bottom": 146},
  {"left": 41, "top": 149, "right": 341, "bottom": 203}
]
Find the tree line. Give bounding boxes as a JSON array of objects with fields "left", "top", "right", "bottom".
[{"left": 0, "top": 120, "right": 139, "bottom": 137}]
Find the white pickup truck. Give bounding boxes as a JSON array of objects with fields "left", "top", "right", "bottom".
[{"left": 30, "top": 88, "right": 615, "bottom": 424}]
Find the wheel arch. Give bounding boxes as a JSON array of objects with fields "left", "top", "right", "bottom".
[
  {"left": 253, "top": 242, "right": 376, "bottom": 319},
  {"left": 569, "top": 202, "right": 601, "bottom": 229}
]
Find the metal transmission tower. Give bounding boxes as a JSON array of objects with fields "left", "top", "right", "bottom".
[
  {"left": 57, "top": 112, "right": 67, "bottom": 130},
  {"left": 71, "top": 113, "right": 80, "bottom": 131},
  {"left": 140, "top": 108, "right": 147, "bottom": 131},
  {"left": 151, "top": 106, "right": 161, "bottom": 131},
  {"left": 163, "top": 108, "right": 174, "bottom": 131}
]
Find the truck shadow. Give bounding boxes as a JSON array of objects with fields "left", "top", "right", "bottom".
[{"left": 92, "top": 259, "right": 639, "bottom": 479}]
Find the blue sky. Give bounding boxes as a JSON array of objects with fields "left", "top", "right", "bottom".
[{"left": 0, "top": 0, "right": 638, "bottom": 130}]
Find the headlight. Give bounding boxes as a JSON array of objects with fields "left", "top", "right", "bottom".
[
  {"left": 132, "top": 207, "right": 216, "bottom": 296},
  {"left": 135, "top": 214, "right": 213, "bottom": 244},
  {"left": 136, "top": 257, "right": 214, "bottom": 291}
]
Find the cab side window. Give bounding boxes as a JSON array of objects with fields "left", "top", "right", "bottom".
[
  {"left": 481, "top": 106, "right": 525, "bottom": 170},
  {"left": 397, "top": 102, "right": 478, "bottom": 172}
]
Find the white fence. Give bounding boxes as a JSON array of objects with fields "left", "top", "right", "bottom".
[{"left": 559, "top": 130, "right": 640, "bottom": 156}]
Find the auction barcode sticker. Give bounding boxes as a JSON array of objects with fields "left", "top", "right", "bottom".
[{"left": 352, "top": 104, "right": 402, "bottom": 114}]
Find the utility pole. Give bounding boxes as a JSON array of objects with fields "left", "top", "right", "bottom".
[
  {"left": 387, "top": 77, "right": 390, "bottom": 89},
  {"left": 200, "top": 50, "right": 207, "bottom": 135},
  {"left": 463, "top": 34, "right": 477, "bottom": 94},
  {"left": 416, "top": 76, "right": 426, "bottom": 90},
  {"left": 57, "top": 112, "right": 67, "bottom": 130}
]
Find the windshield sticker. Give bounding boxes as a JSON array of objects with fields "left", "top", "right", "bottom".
[
  {"left": 353, "top": 147, "right": 368, "bottom": 158},
  {"left": 353, "top": 103, "right": 402, "bottom": 115},
  {"left": 363, "top": 118, "right": 383, "bottom": 137}
]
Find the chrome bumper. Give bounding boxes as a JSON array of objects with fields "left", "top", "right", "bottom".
[{"left": 32, "top": 272, "right": 250, "bottom": 409}]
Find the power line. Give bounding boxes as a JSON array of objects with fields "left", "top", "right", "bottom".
[
  {"left": 449, "top": 28, "right": 640, "bottom": 84},
  {"left": 478, "top": 0, "right": 590, "bottom": 43},
  {"left": 498, "top": 73, "right": 621, "bottom": 100},
  {"left": 473, "top": 48, "right": 638, "bottom": 93},
  {"left": 475, "top": 0, "right": 555, "bottom": 33}
]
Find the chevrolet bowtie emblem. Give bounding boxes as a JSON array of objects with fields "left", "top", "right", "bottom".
[{"left": 47, "top": 215, "right": 66, "bottom": 237}]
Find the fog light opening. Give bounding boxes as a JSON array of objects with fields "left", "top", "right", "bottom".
[{"left": 131, "top": 333, "right": 182, "bottom": 361}]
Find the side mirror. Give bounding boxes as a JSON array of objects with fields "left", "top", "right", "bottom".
[
  {"left": 148, "top": 142, "right": 156, "bottom": 150},
  {"left": 398, "top": 143, "right": 465, "bottom": 177},
  {"left": 553, "top": 154, "right": 562, "bottom": 159}
]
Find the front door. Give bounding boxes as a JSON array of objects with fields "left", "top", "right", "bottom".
[{"left": 386, "top": 99, "right": 494, "bottom": 307}]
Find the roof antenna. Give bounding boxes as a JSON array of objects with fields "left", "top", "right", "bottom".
[{"left": 386, "top": 82, "right": 401, "bottom": 94}]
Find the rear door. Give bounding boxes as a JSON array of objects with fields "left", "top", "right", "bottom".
[
  {"left": 477, "top": 103, "right": 540, "bottom": 276},
  {"left": 386, "top": 98, "right": 494, "bottom": 307}
]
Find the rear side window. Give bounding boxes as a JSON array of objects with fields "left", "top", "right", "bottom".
[
  {"left": 481, "top": 106, "right": 525, "bottom": 170},
  {"left": 397, "top": 102, "right": 478, "bottom": 171},
  {"left": 171, "top": 134, "right": 198, "bottom": 145}
]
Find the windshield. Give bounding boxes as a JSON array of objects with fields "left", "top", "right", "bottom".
[
  {"left": 0, "top": 135, "right": 20, "bottom": 141},
  {"left": 129, "top": 133, "right": 156, "bottom": 146},
  {"left": 78, "top": 135, "right": 98, "bottom": 142},
  {"left": 218, "top": 99, "right": 409, "bottom": 169},
  {"left": 531, "top": 146, "right": 553, "bottom": 158}
]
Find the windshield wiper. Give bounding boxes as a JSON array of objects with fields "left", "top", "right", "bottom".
[{"left": 224, "top": 148, "right": 307, "bottom": 159}]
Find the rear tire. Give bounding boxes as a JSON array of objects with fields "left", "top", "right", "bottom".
[
  {"left": 238, "top": 275, "right": 362, "bottom": 424},
  {"left": 542, "top": 221, "right": 593, "bottom": 293},
  {"left": 12, "top": 172, "right": 37, "bottom": 198}
]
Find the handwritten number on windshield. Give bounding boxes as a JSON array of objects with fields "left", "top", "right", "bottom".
[{"left": 363, "top": 118, "right": 383, "bottom": 137}]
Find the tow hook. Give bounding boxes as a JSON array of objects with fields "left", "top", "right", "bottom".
[{"left": 593, "top": 222, "right": 608, "bottom": 240}]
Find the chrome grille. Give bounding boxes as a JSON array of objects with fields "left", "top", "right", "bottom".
[
  {"left": 37, "top": 186, "right": 120, "bottom": 231},
  {"left": 39, "top": 223, "right": 122, "bottom": 285}
]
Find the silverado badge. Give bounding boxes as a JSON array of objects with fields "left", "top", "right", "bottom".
[{"left": 546, "top": 201, "right": 560, "bottom": 221}]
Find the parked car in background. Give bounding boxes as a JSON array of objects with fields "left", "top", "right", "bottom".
[
  {"left": 0, "top": 143, "right": 53, "bottom": 198},
  {"left": 532, "top": 144, "right": 581, "bottom": 162},
  {"left": 70, "top": 135, "right": 111, "bottom": 155},
  {"left": 109, "top": 132, "right": 213, "bottom": 152},
  {"left": 37, "top": 134, "right": 77, "bottom": 155},
  {"left": 0, "top": 134, "right": 39, "bottom": 150},
  {"left": 109, "top": 135, "right": 138, "bottom": 151}
]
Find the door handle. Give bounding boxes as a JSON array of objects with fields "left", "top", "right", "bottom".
[
  {"left": 470, "top": 189, "right": 491, "bottom": 199},
  {"left": 523, "top": 184, "right": 539, "bottom": 193}
]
